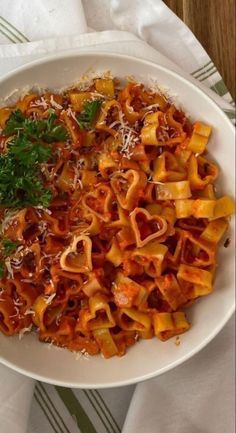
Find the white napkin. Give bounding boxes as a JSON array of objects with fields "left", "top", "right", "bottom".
[
  {"left": 0, "top": 364, "right": 34, "bottom": 433},
  {"left": 0, "top": 1, "right": 235, "bottom": 433},
  {"left": 123, "top": 316, "right": 235, "bottom": 433},
  {"left": 0, "top": 0, "right": 87, "bottom": 43},
  {"left": 87, "top": 0, "right": 210, "bottom": 72},
  {"left": 0, "top": 3, "right": 87, "bottom": 433}
]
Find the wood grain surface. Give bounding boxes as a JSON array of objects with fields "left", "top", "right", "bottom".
[{"left": 164, "top": 0, "right": 235, "bottom": 100}]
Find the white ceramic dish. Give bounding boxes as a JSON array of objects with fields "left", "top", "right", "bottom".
[{"left": 0, "top": 51, "right": 235, "bottom": 388}]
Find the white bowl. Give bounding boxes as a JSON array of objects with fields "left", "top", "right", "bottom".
[{"left": 0, "top": 52, "right": 235, "bottom": 388}]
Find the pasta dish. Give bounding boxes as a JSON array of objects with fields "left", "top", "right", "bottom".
[{"left": 0, "top": 76, "right": 234, "bottom": 358}]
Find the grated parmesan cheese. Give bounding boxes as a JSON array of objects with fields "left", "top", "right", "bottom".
[
  {"left": 21, "top": 278, "right": 34, "bottom": 283},
  {"left": 31, "top": 96, "right": 48, "bottom": 110},
  {"left": 44, "top": 293, "right": 56, "bottom": 305},
  {"left": 75, "top": 349, "right": 90, "bottom": 360},
  {"left": 55, "top": 313, "right": 62, "bottom": 326},
  {"left": 46, "top": 340, "right": 55, "bottom": 350},
  {"left": 34, "top": 205, "right": 52, "bottom": 215},
  {"left": 175, "top": 336, "right": 181, "bottom": 346},
  {"left": 13, "top": 298, "right": 23, "bottom": 307},
  {"left": 24, "top": 308, "right": 35, "bottom": 316},
  {"left": 77, "top": 178, "right": 83, "bottom": 190},
  {"left": 5, "top": 258, "right": 14, "bottom": 279},
  {"left": 108, "top": 111, "right": 139, "bottom": 159},
  {"left": 1, "top": 209, "right": 19, "bottom": 234},
  {"left": 19, "top": 324, "right": 33, "bottom": 340},
  {"left": 50, "top": 95, "right": 63, "bottom": 110},
  {"left": 9, "top": 306, "right": 19, "bottom": 318}
]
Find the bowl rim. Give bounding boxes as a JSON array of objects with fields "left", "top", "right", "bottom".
[
  {"left": 0, "top": 50, "right": 235, "bottom": 388},
  {"left": 0, "top": 50, "right": 235, "bottom": 134}
]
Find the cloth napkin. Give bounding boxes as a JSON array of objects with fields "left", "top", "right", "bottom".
[{"left": 0, "top": 1, "right": 235, "bottom": 433}]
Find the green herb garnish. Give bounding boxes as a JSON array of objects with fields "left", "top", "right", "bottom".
[
  {"left": 0, "top": 135, "right": 52, "bottom": 207},
  {"left": 0, "top": 261, "right": 5, "bottom": 278},
  {"left": 0, "top": 109, "right": 66, "bottom": 208},
  {"left": 77, "top": 100, "right": 102, "bottom": 130},
  {"left": 0, "top": 239, "right": 17, "bottom": 279},
  {"left": 2, "top": 109, "right": 25, "bottom": 135},
  {"left": 3, "top": 109, "right": 68, "bottom": 143},
  {"left": 0, "top": 146, "right": 52, "bottom": 207},
  {"left": 1, "top": 239, "right": 18, "bottom": 256}
]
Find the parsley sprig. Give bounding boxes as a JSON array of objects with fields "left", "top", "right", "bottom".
[
  {"left": 1, "top": 239, "right": 18, "bottom": 256},
  {"left": 77, "top": 100, "right": 102, "bottom": 130},
  {"left": 0, "top": 135, "right": 52, "bottom": 208},
  {"left": 0, "top": 109, "right": 68, "bottom": 208},
  {"left": 3, "top": 109, "right": 25, "bottom": 134},
  {"left": 0, "top": 262, "right": 5, "bottom": 279},
  {"left": 0, "top": 239, "right": 19, "bottom": 278},
  {"left": 3, "top": 109, "right": 68, "bottom": 142}
]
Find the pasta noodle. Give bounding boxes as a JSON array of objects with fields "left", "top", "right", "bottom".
[{"left": 0, "top": 75, "right": 234, "bottom": 358}]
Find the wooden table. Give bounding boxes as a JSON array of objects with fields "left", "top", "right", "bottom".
[{"left": 164, "top": 0, "right": 235, "bottom": 100}]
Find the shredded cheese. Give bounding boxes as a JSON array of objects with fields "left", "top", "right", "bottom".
[
  {"left": 31, "top": 97, "right": 48, "bottom": 110},
  {"left": 50, "top": 95, "right": 63, "bottom": 110},
  {"left": 108, "top": 111, "right": 139, "bottom": 159},
  {"left": 5, "top": 258, "right": 14, "bottom": 279},
  {"left": 44, "top": 293, "right": 56, "bottom": 305},
  {"left": 19, "top": 324, "right": 33, "bottom": 340},
  {"left": 24, "top": 308, "right": 35, "bottom": 316}
]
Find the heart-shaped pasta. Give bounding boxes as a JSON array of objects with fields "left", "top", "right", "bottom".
[
  {"left": 132, "top": 241, "right": 168, "bottom": 278},
  {"left": 113, "top": 272, "right": 148, "bottom": 308},
  {"left": 153, "top": 151, "right": 186, "bottom": 182},
  {"left": 110, "top": 169, "right": 147, "bottom": 211},
  {"left": 78, "top": 293, "right": 115, "bottom": 331},
  {"left": 6, "top": 278, "right": 38, "bottom": 310},
  {"left": 141, "top": 112, "right": 163, "bottom": 146},
  {"left": 118, "top": 83, "right": 142, "bottom": 124},
  {"left": 155, "top": 273, "right": 187, "bottom": 310},
  {"left": 95, "top": 100, "right": 121, "bottom": 136},
  {"left": 19, "top": 242, "right": 41, "bottom": 279},
  {"left": 180, "top": 230, "right": 215, "bottom": 267},
  {"left": 2, "top": 209, "right": 27, "bottom": 241},
  {"left": 117, "top": 308, "right": 151, "bottom": 332},
  {"left": 165, "top": 228, "right": 184, "bottom": 266},
  {"left": 108, "top": 203, "right": 130, "bottom": 228},
  {"left": 98, "top": 152, "right": 118, "bottom": 179},
  {"left": 43, "top": 212, "right": 68, "bottom": 236},
  {"left": 130, "top": 207, "right": 168, "bottom": 247},
  {"left": 72, "top": 213, "right": 102, "bottom": 236},
  {"left": 82, "top": 271, "right": 107, "bottom": 297},
  {"left": 187, "top": 154, "right": 219, "bottom": 190},
  {"left": 82, "top": 184, "right": 113, "bottom": 222},
  {"left": 60, "top": 235, "right": 92, "bottom": 273}
]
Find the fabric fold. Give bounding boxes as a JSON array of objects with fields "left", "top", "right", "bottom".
[
  {"left": 122, "top": 316, "right": 235, "bottom": 433},
  {"left": 0, "top": 0, "right": 87, "bottom": 43},
  {"left": 0, "top": 364, "right": 35, "bottom": 433},
  {"left": 109, "top": 0, "right": 209, "bottom": 72}
]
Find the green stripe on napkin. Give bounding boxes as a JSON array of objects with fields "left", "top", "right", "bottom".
[
  {"left": 55, "top": 387, "right": 98, "bottom": 433},
  {"left": 191, "top": 60, "right": 213, "bottom": 76},
  {"left": 83, "top": 389, "right": 120, "bottom": 433},
  {"left": 37, "top": 383, "right": 71, "bottom": 433},
  {"left": 94, "top": 390, "right": 121, "bottom": 433},
  {"left": 35, "top": 389, "right": 61, "bottom": 433},
  {"left": 194, "top": 63, "right": 216, "bottom": 80},
  {"left": 0, "top": 16, "right": 29, "bottom": 42},
  {"left": 0, "top": 26, "right": 16, "bottom": 43},
  {"left": 211, "top": 79, "right": 229, "bottom": 97}
]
